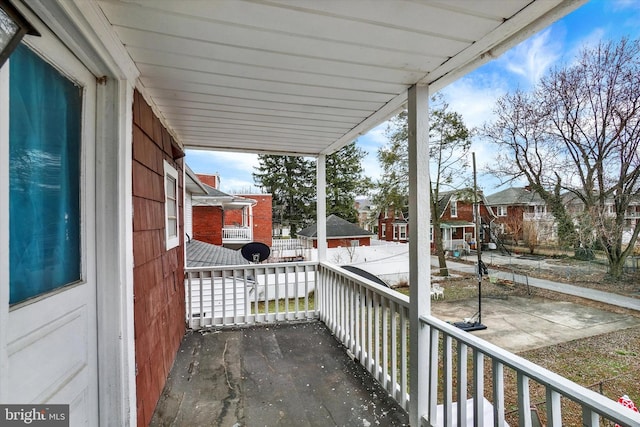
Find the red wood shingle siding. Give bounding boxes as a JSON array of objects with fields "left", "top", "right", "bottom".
[{"left": 132, "top": 90, "right": 185, "bottom": 426}]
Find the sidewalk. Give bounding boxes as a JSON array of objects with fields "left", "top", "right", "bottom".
[{"left": 438, "top": 256, "right": 640, "bottom": 313}]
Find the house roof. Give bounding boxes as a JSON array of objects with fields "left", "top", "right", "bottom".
[
  {"left": 185, "top": 165, "right": 208, "bottom": 195},
  {"left": 186, "top": 239, "right": 249, "bottom": 267},
  {"left": 193, "top": 184, "right": 257, "bottom": 209},
  {"left": 94, "top": 1, "right": 584, "bottom": 157},
  {"left": 298, "top": 214, "right": 374, "bottom": 239},
  {"left": 486, "top": 187, "right": 545, "bottom": 206}
]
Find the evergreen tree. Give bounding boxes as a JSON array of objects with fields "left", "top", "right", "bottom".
[
  {"left": 325, "top": 142, "right": 372, "bottom": 223},
  {"left": 253, "top": 142, "right": 371, "bottom": 235},
  {"left": 252, "top": 155, "right": 315, "bottom": 236}
]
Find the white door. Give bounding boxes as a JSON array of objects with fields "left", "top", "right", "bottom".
[{"left": 1, "top": 34, "right": 98, "bottom": 425}]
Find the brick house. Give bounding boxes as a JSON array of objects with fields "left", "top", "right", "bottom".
[
  {"left": 191, "top": 173, "right": 272, "bottom": 249},
  {"left": 485, "top": 187, "right": 552, "bottom": 244},
  {"left": 377, "top": 190, "right": 495, "bottom": 250}
]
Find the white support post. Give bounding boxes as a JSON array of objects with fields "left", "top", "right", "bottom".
[
  {"left": 95, "top": 78, "right": 137, "bottom": 426},
  {"left": 408, "top": 84, "right": 431, "bottom": 426},
  {"left": 317, "top": 154, "right": 327, "bottom": 262}
]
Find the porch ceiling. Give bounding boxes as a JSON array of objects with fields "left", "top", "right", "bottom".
[{"left": 96, "top": 0, "right": 583, "bottom": 156}]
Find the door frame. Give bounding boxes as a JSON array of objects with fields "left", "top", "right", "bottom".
[{"left": 1, "top": 1, "right": 140, "bottom": 425}]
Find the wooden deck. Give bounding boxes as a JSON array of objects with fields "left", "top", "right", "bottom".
[{"left": 151, "top": 321, "right": 409, "bottom": 426}]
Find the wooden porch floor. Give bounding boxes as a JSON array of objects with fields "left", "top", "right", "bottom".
[{"left": 151, "top": 321, "right": 409, "bottom": 426}]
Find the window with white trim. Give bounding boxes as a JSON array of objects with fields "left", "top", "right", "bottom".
[
  {"left": 450, "top": 200, "right": 458, "bottom": 217},
  {"left": 381, "top": 223, "right": 386, "bottom": 238},
  {"left": 497, "top": 206, "right": 507, "bottom": 217},
  {"left": 164, "top": 160, "right": 179, "bottom": 250},
  {"left": 399, "top": 224, "right": 407, "bottom": 239}
]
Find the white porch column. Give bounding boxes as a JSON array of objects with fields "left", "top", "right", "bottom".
[
  {"left": 316, "top": 154, "right": 327, "bottom": 261},
  {"left": 408, "top": 84, "right": 431, "bottom": 426}
]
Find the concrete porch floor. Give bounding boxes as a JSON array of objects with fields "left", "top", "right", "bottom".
[{"left": 151, "top": 321, "right": 409, "bottom": 426}]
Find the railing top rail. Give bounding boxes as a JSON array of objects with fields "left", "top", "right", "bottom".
[
  {"left": 319, "top": 261, "right": 409, "bottom": 309},
  {"left": 185, "top": 260, "right": 319, "bottom": 273},
  {"left": 420, "top": 314, "right": 640, "bottom": 425}
]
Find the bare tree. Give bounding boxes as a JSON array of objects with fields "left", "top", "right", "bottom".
[
  {"left": 483, "top": 39, "right": 640, "bottom": 278},
  {"left": 376, "top": 94, "right": 472, "bottom": 276},
  {"left": 522, "top": 222, "right": 539, "bottom": 255}
]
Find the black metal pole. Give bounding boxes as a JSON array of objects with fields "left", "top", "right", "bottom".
[{"left": 473, "top": 153, "right": 482, "bottom": 325}]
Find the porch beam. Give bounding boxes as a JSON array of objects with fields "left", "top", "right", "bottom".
[
  {"left": 316, "top": 154, "right": 327, "bottom": 261},
  {"left": 408, "top": 84, "right": 430, "bottom": 426}
]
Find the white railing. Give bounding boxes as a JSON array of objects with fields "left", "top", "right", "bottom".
[
  {"left": 222, "top": 227, "right": 252, "bottom": 241},
  {"left": 185, "top": 262, "right": 317, "bottom": 329},
  {"left": 443, "top": 239, "right": 469, "bottom": 252},
  {"left": 317, "top": 262, "right": 411, "bottom": 411},
  {"left": 420, "top": 314, "right": 640, "bottom": 427},
  {"left": 184, "top": 260, "right": 640, "bottom": 426},
  {"left": 271, "top": 238, "right": 305, "bottom": 251}
]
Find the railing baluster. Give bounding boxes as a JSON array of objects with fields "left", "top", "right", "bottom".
[
  {"left": 546, "top": 389, "right": 561, "bottom": 426},
  {"left": 582, "top": 407, "right": 599, "bottom": 427},
  {"left": 400, "top": 306, "right": 408, "bottom": 410},
  {"left": 382, "top": 297, "right": 389, "bottom": 391},
  {"left": 390, "top": 300, "right": 398, "bottom": 397},
  {"left": 443, "top": 335, "right": 453, "bottom": 427},
  {"left": 473, "top": 350, "right": 484, "bottom": 427},
  {"left": 367, "top": 288, "right": 373, "bottom": 373},
  {"left": 517, "top": 372, "right": 531, "bottom": 427},
  {"left": 284, "top": 264, "right": 290, "bottom": 320},
  {"left": 492, "top": 359, "right": 505, "bottom": 427},
  {"left": 457, "top": 341, "right": 468, "bottom": 426},
  {"left": 428, "top": 327, "right": 439, "bottom": 423},
  {"left": 199, "top": 274, "right": 205, "bottom": 329},
  {"left": 373, "top": 291, "right": 381, "bottom": 383},
  {"left": 359, "top": 284, "right": 365, "bottom": 362}
]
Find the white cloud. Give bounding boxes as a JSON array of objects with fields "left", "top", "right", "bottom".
[
  {"left": 498, "top": 28, "right": 563, "bottom": 86},
  {"left": 440, "top": 74, "right": 508, "bottom": 130}
]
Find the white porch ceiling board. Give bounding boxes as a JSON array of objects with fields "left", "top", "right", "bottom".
[
  {"left": 178, "top": 129, "right": 335, "bottom": 145},
  {"left": 162, "top": 117, "right": 349, "bottom": 137},
  {"left": 139, "top": 78, "right": 385, "bottom": 111},
  {"left": 128, "top": 47, "right": 409, "bottom": 94},
  {"left": 159, "top": 107, "right": 356, "bottom": 130},
  {"left": 113, "top": 27, "right": 427, "bottom": 85},
  {"left": 135, "top": 63, "right": 396, "bottom": 103},
  {"left": 166, "top": 125, "right": 345, "bottom": 142},
  {"left": 98, "top": 2, "right": 447, "bottom": 71},
  {"left": 96, "top": 0, "right": 585, "bottom": 156},
  {"left": 150, "top": 90, "right": 370, "bottom": 119},
  {"left": 176, "top": 125, "right": 341, "bottom": 142},
  {"left": 153, "top": 100, "right": 364, "bottom": 124}
]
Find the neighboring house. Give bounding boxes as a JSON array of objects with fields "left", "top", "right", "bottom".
[
  {"left": 184, "top": 165, "right": 209, "bottom": 241},
  {"left": 298, "top": 214, "right": 374, "bottom": 249},
  {"left": 434, "top": 190, "right": 495, "bottom": 251},
  {"left": 563, "top": 192, "right": 640, "bottom": 246},
  {"left": 191, "top": 173, "right": 273, "bottom": 249},
  {"left": 376, "top": 190, "right": 495, "bottom": 250},
  {"left": 486, "top": 187, "right": 554, "bottom": 244},
  {"left": 354, "top": 197, "right": 378, "bottom": 234},
  {"left": 378, "top": 206, "right": 409, "bottom": 243}
]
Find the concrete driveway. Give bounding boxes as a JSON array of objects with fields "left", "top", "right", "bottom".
[{"left": 432, "top": 296, "right": 640, "bottom": 353}]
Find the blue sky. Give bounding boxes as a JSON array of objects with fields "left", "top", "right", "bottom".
[{"left": 185, "top": 0, "right": 640, "bottom": 194}]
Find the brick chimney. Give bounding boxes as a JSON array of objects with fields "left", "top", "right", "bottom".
[{"left": 196, "top": 173, "right": 220, "bottom": 189}]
